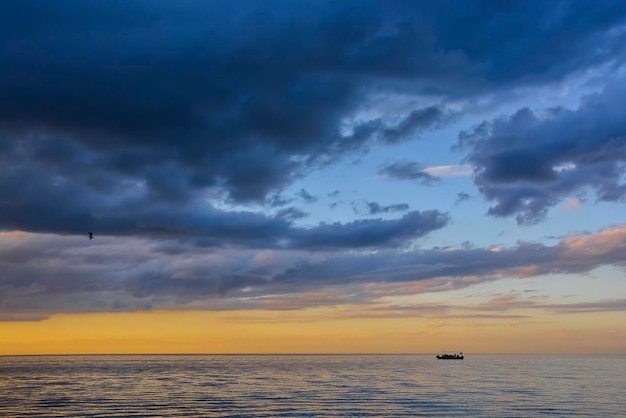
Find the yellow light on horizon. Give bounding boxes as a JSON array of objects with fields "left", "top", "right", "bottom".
[{"left": 1, "top": 307, "right": 624, "bottom": 355}]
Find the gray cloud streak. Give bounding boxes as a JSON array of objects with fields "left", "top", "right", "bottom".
[{"left": 1, "top": 223, "right": 625, "bottom": 320}]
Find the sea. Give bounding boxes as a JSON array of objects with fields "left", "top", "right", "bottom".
[{"left": 1, "top": 354, "right": 624, "bottom": 417}]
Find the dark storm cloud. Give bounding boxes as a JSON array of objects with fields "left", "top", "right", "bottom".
[
  {"left": 0, "top": 134, "right": 450, "bottom": 247},
  {"left": 379, "top": 161, "right": 439, "bottom": 185},
  {"left": 460, "top": 79, "right": 626, "bottom": 224},
  {"left": 0, "top": 189, "right": 446, "bottom": 251},
  {"left": 1, "top": 0, "right": 626, "bottom": 238},
  {"left": 0, "top": 131, "right": 446, "bottom": 246},
  {"left": 409, "top": 1, "right": 626, "bottom": 86}
]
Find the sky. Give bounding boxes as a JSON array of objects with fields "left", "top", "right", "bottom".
[{"left": 1, "top": 0, "right": 626, "bottom": 355}]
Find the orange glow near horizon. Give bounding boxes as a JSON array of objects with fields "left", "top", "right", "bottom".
[
  {"left": 2, "top": 227, "right": 625, "bottom": 356},
  {"left": 1, "top": 308, "right": 624, "bottom": 355}
]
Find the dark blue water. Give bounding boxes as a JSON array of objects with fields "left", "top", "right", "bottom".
[{"left": 1, "top": 354, "right": 624, "bottom": 417}]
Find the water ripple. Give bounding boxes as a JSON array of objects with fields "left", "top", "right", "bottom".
[{"left": 1, "top": 354, "right": 625, "bottom": 417}]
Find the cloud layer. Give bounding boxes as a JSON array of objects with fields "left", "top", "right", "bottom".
[
  {"left": 2, "top": 223, "right": 625, "bottom": 320},
  {"left": 461, "top": 79, "right": 626, "bottom": 224},
  {"left": 2, "top": 0, "right": 626, "bottom": 237}
]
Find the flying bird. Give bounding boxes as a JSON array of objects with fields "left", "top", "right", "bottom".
[{"left": 88, "top": 232, "right": 94, "bottom": 240}]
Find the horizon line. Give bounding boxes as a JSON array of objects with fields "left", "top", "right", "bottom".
[{"left": 2, "top": 352, "right": 624, "bottom": 357}]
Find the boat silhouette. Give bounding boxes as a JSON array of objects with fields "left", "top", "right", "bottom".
[{"left": 436, "top": 352, "right": 464, "bottom": 360}]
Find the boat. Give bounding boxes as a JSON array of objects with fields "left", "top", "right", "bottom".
[{"left": 436, "top": 352, "right": 463, "bottom": 360}]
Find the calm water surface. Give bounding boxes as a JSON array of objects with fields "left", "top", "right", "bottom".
[{"left": 1, "top": 354, "right": 624, "bottom": 417}]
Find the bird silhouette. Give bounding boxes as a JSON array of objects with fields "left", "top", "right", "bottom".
[{"left": 88, "top": 232, "right": 94, "bottom": 240}]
